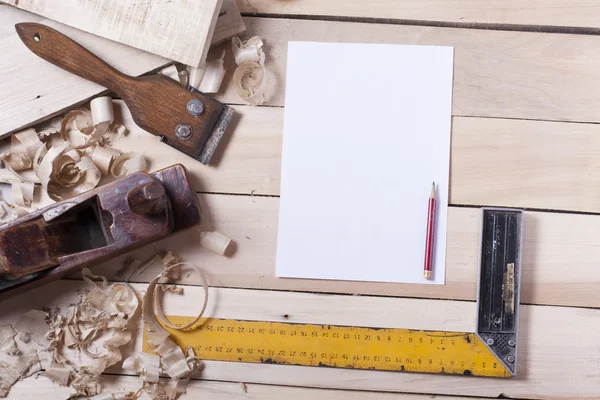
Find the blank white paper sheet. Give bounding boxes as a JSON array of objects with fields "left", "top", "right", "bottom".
[{"left": 276, "top": 41, "right": 454, "bottom": 285}]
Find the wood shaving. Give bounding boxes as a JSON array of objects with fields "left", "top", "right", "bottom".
[
  {"left": 2, "top": 128, "right": 44, "bottom": 171},
  {"left": 123, "top": 352, "right": 161, "bottom": 383},
  {"left": 231, "top": 36, "right": 267, "bottom": 105},
  {"left": 160, "top": 65, "right": 180, "bottom": 82},
  {"left": 91, "top": 393, "right": 134, "bottom": 400},
  {"left": 0, "top": 325, "right": 17, "bottom": 355},
  {"left": 188, "top": 50, "right": 227, "bottom": 93},
  {"left": 110, "top": 152, "right": 148, "bottom": 178},
  {"left": 0, "top": 169, "right": 35, "bottom": 207},
  {"left": 200, "top": 231, "right": 233, "bottom": 255},
  {"left": 44, "top": 362, "right": 71, "bottom": 386},
  {"left": 0, "top": 96, "right": 139, "bottom": 212},
  {"left": 37, "top": 143, "right": 101, "bottom": 201},
  {"left": 0, "top": 199, "right": 27, "bottom": 224},
  {"left": 0, "top": 270, "right": 139, "bottom": 398},
  {"left": 122, "top": 254, "right": 209, "bottom": 399},
  {"left": 91, "top": 146, "right": 122, "bottom": 177}
]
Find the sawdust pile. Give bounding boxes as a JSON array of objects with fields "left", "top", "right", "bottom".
[
  {"left": 0, "top": 269, "right": 139, "bottom": 398},
  {"left": 0, "top": 96, "right": 147, "bottom": 223},
  {"left": 0, "top": 252, "right": 210, "bottom": 400}
]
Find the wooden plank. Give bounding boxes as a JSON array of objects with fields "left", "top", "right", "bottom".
[
  {"left": 1, "top": 282, "right": 598, "bottom": 399},
  {"left": 236, "top": 0, "right": 600, "bottom": 29},
  {"left": 111, "top": 100, "right": 283, "bottom": 196},
  {"left": 115, "top": 101, "right": 600, "bottom": 214},
  {"left": 0, "top": 6, "right": 244, "bottom": 137},
  {"left": 212, "top": 17, "right": 600, "bottom": 124},
  {"left": 0, "top": 4, "right": 42, "bottom": 37},
  {"left": 8, "top": 375, "right": 485, "bottom": 400},
  {"left": 212, "top": 0, "right": 246, "bottom": 45},
  {"left": 87, "top": 194, "right": 600, "bottom": 309},
  {"left": 451, "top": 117, "right": 600, "bottom": 211},
  {"left": 0, "top": 0, "right": 223, "bottom": 67}
]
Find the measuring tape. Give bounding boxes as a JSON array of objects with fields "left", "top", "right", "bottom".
[{"left": 143, "top": 316, "right": 511, "bottom": 377}]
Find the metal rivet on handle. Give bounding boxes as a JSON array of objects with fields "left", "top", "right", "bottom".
[
  {"left": 175, "top": 123, "right": 193, "bottom": 140},
  {"left": 187, "top": 99, "right": 204, "bottom": 116},
  {"left": 508, "top": 339, "right": 516, "bottom": 347},
  {"left": 486, "top": 338, "right": 494, "bottom": 345},
  {"left": 507, "top": 355, "right": 515, "bottom": 363}
]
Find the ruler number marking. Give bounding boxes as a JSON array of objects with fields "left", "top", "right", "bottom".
[{"left": 162, "top": 319, "right": 509, "bottom": 377}]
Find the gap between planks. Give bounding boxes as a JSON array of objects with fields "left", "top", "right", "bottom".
[
  {"left": 0, "top": 282, "right": 598, "bottom": 400},
  {"left": 8, "top": 102, "right": 600, "bottom": 310},
  {"left": 112, "top": 101, "right": 600, "bottom": 214},
  {"left": 7, "top": 374, "right": 494, "bottom": 400},
  {"left": 4, "top": 12, "right": 600, "bottom": 137},
  {"left": 235, "top": 0, "right": 600, "bottom": 30},
  {"left": 208, "top": 17, "right": 600, "bottom": 125},
  {"left": 239, "top": 12, "right": 600, "bottom": 36},
  {"left": 83, "top": 192, "right": 600, "bottom": 310}
]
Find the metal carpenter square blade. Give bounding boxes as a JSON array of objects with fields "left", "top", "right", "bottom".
[{"left": 476, "top": 208, "right": 524, "bottom": 376}]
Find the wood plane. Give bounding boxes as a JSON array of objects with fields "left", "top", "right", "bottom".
[{"left": 0, "top": 164, "right": 201, "bottom": 300}]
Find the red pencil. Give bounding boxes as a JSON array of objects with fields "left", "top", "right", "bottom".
[{"left": 424, "top": 182, "right": 436, "bottom": 280}]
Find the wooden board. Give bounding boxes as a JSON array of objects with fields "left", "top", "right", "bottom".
[
  {"left": 212, "top": 0, "right": 246, "bottom": 45},
  {"left": 113, "top": 101, "right": 600, "bottom": 213},
  {"left": 9, "top": 375, "right": 486, "bottom": 400},
  {"left": 236, "top": 0, "right": 600, "bottom": 29},
  {"left": 1, "top": 4, "right": 598, "bottom": 399},
  {"left": 0, "top": 0, "right": 223, "bottom": 67},
  {"left": 211, "top": 18, "right": 600, "bottom": 124},
  {"left": 1, "top": 281, "right": 599, "bottom": 399},
  {"left": 86, "top": 194, "right": 600, "bottom": 309},
  {"left": 0, "top": 4, "right": 244, "bottom": 137}
]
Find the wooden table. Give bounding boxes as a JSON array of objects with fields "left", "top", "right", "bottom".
[{"left": 3, "top": 2, "right": 600, "bottom": 399}]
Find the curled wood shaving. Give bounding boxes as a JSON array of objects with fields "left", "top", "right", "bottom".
[
  {"left": 0, "top": 199, "right": 27, "bottom": 224},
  {"left": 188, "top": 50, "right": 227, "bottom": 93},
  {"left": 37, "top": 144, "right": 101, "bottom": 201},
  {"left": 200, "top": 231, "right": 233, "bottom": 255},
  {"left": 91, "top": 146, "right": 122, "bottom": 176},
  {"left": 110, "top": 152, "right": 147, "bottom": 178},
  {"left": 0, "top": 270, "right": 139, "bottom": 398},
  {"left": 123, "top": 352, "right": 161, "bottom": 383},
  {"left": 0, "top": 169, "right": 34, "bottom": 207},
  {"left": 231, "top": 37, "right": 267, "bottom": 105},
  {"left": 134, "top": 255, "right": 208, "bottom": 398},
  {"left": 0, "top": 96, "right": 139, "bottom": 211},
  {"left": 2, "top": 128, "right": 44, "bottom": 171}
]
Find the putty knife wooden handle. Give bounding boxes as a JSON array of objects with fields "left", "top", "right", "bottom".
[{"left": 15, "top": 23, "right": 233, "bottom": 164}]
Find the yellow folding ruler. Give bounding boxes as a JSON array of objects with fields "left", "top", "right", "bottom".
[{"left": 144, "top": 208, "right": 523, "bottom": 378}]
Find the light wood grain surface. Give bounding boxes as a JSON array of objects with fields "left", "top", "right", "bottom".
[
  {"left": 1, "top": 282, "right": 599, "bottom": 399},
  {"left": 1, "top": 2, "right": 599, "bottom": 399},
  {"left": 236, "top": 0, "right": 600, "bottom": 29},
  {"left": 9, "top": 375, "right": 487, "bottom": 400},
  {"left": 0, "top": 0, "right": 223, "bottom": 66},
  {"left": 211, "top": 18, "right": 600, "bottom": 124}
]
